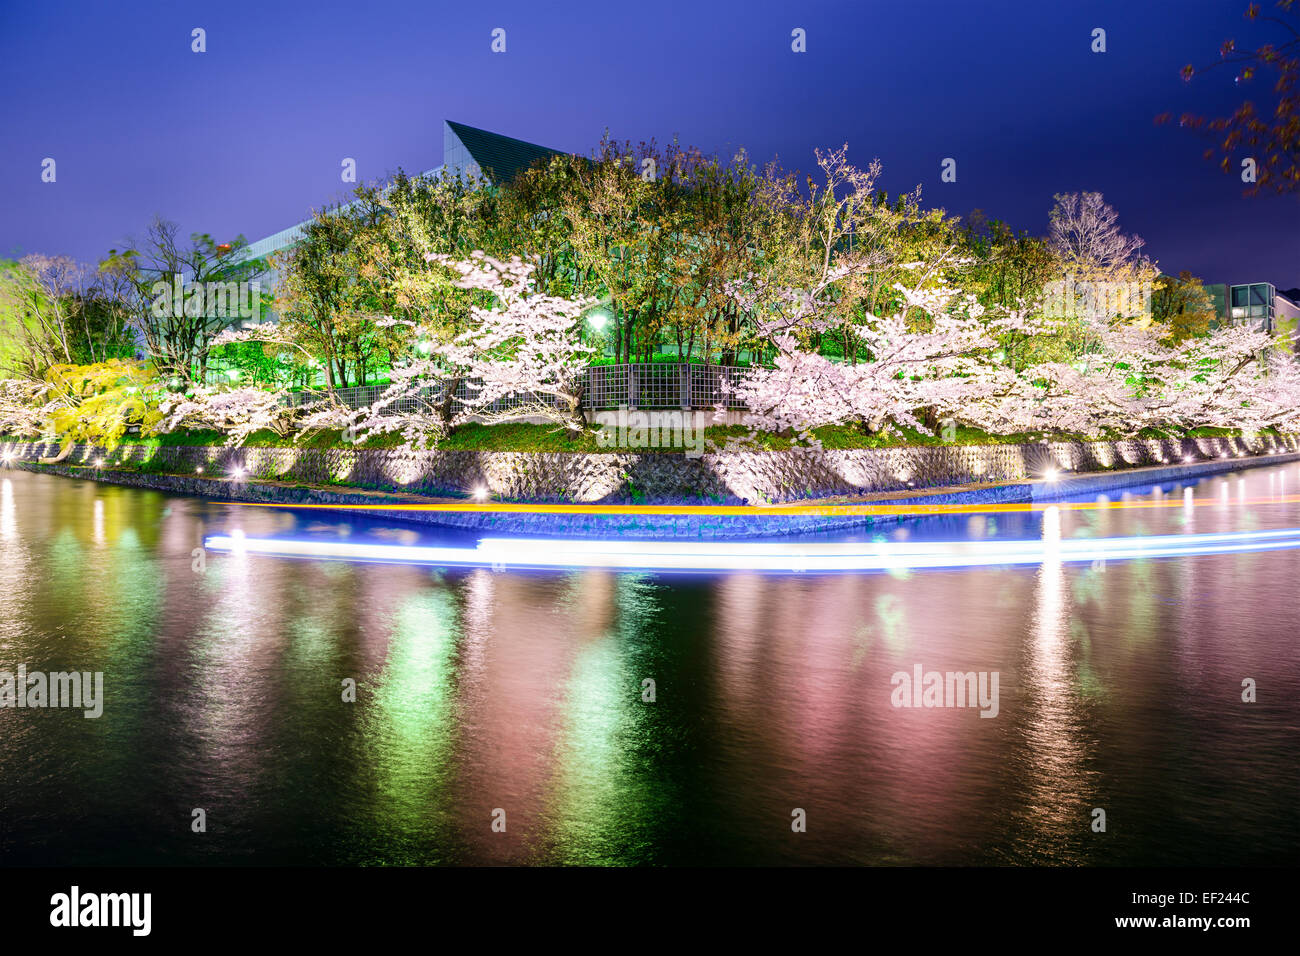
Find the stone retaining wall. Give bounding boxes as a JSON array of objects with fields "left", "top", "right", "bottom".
[
  {"left": 4, "top": 434, "right": 1298, "bottom": 504},
  {"left": 7, "top": 436, "right": 1299, "bottom": 539}
]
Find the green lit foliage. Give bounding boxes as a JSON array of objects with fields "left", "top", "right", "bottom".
[
  {"left": 43, "top": 359, "right": 165, "bottom": 451},
  {"left": 274, "top": 192, "right": 427, "bottom": 391},
  {"left": 208, "top": 340, "right": 307, "bottom": 389},
  {"left": 99, "top": 216, "right": 267, "bottom": 383},
  {"left": 0, "top": 255, "right": 135, "bottom": 378}
]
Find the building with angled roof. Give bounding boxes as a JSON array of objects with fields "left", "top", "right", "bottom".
[
  {"left": 215, "top": 121, "right": 562, "bottom": 386},
  {"left": 441, "top": 120, "right": 562, "bottom": 186},
  {"left": 240, "top": 121, "right": 561, "bottom": 265}
]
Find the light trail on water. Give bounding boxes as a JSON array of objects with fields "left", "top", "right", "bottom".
[{"left": 204, "top": 526, "right": 1300, "bottom": 574}]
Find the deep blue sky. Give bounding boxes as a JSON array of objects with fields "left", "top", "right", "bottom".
[{"left": 2, "top": 0, "right": 1295, "bottom": 287}]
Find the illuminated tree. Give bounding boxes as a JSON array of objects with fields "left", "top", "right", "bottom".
[
  {"left": 155, "top": 385, "right": 300, "bottom": 447},
  {"left": 0, "top": 379, "right": 60, "bottom": 439},
  {"left": 1047, "top": 192, "right": 1146, "bottom": 274},
  {"left": 100, "top": 217, "right": 266, "bottom": 382},
  {"left": 431, "top": 252, "right": 595, "bottom": 432},
  {"left": 40, "top": 360, "right": 165, "bottom": 455},
  {"left": 0, "top": 256, "right": 84, "bottom": 377}
]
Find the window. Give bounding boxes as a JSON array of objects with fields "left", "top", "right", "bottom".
[{"left": 1229, "top": 284, "right": 1275, "bottom": 326}]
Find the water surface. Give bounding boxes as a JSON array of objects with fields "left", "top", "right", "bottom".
[{"left": 1, "top": 465, "right": 1297, "bottom": 865}]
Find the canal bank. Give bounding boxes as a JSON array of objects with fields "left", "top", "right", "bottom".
[{"left": 4, "top": 435, "right": 1300, "bottom": 538}]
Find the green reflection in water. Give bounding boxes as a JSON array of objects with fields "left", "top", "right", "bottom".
[
  {"left": 541, "top": 574, "right": 670, "bottom": 865},
  {"left": 875, "top": 592, "right": 909, "bottom": 652},
  {"left": 357, "top": 586, "right": 460, "bottom": 863},
  {"left": 1069, "top": 617, "right": 1107, "bottom": 701}
]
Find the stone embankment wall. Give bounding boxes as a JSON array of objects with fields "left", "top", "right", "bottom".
[
  {"left": 3, "top": 434, "right": 1297, "bottom": 504},
  {"left": 6, "top": 435, "right": 1298, "bottom": 538}
]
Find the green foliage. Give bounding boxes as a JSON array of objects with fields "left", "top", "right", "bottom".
[
  {"left": 46, "top": 365, "right": 159, "bottom": 437},
  {"left": 0, "top": 259, "right": 45, "bottom": 377},
  {"left": 208, "top": 340, "right": 303, "bottom": 388},
  {"left": 43, "top": 359, "right": 165, "bottom": 450},
  {"left": 99, "top": 217, "right": 268, "bottom": 382}
]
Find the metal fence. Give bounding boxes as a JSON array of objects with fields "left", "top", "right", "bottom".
[
  {"left": 285, "top": 363, "right": 755, "bottom": 413},
  {"left": 583, "top": 363, "right": 753, "bottom": 410}
]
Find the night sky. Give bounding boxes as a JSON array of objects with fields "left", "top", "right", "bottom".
[{"left": 2, "top": 0, "right": 1295, "bottom": 287}]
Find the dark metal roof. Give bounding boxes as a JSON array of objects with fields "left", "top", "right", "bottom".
[{"left": 446, "top": 121, "right": 562, "bottom": 184}]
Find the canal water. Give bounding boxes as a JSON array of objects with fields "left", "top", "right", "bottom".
[{"left": 1, "top": 464, "right": 1297, "bottom": 865}]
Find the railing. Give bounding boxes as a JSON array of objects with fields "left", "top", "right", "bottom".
[{"left": 284, "top": 363, "right": 755, "bottom": 413}]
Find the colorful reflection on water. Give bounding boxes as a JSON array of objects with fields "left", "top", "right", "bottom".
[{"left": 0, "top": 466, "right": 1297, "bottom": 865}]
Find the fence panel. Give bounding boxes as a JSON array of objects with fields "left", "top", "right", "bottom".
[
  {"left": 690, "top": 364, "right": 753, "bottom": 409},
  {"left": 583, "top": 365, "right": 630, "bottom": 409},
  {"left": 284, "top": 363, "right": 759, "bottom": 414},
  {"left": 628, "top": 363, "right": 687, "bottom": 408}
]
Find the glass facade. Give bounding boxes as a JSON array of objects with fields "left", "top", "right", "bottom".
[{"left": 1230, "top": 282, "right": 1275, "bottom": 332}]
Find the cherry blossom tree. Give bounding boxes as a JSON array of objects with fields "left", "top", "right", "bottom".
[
  {"left": 427, "top": 252, "right": 595, "bottom": 431},
  {"left": 961, "top": 316, "right": 1293, "bottom": 437},
  {"left": 723, "top": 246, "right": 1300, "bottom": 443},
  {"left": 156, "top": 385, "right": 300, "bottom": 447},
  {"left": 1047, "top": 192, "right": 1146, "bottom": 274},
  {"left": 298, "top": 253, "right": 596, "bottom": 450},
  {"left": 316, "top": 356, "right": 453, "bottom": 450},
  {"left": 1252, "top": 349, "right": 1300, "bottom": 429},
  {"left": 724, "top": 270, "right": 1024, "bottom": 437},
  {"left": 0, "top": 379, "right": 61, "bottom": 439}
]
